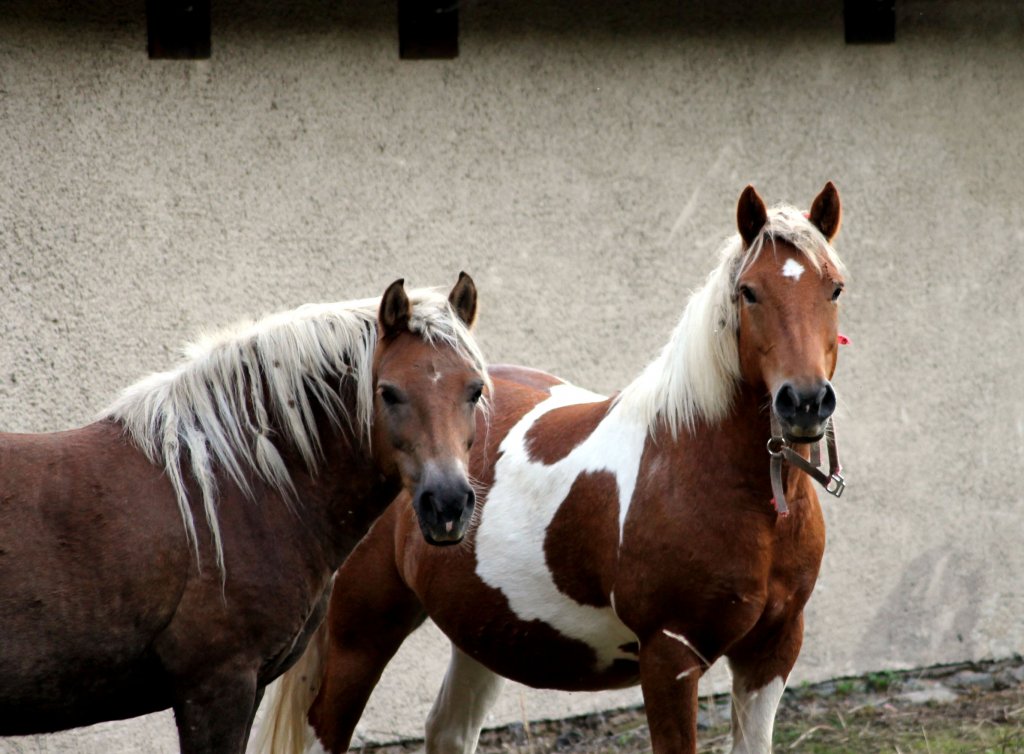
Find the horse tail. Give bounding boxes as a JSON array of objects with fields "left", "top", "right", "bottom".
[{"left": 252, "top": 617, "right": 329, "bottom": 754}]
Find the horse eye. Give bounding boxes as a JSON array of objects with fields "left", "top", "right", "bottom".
[
  {"left": 379, "top": 384, "right": 405, "bottom": 407},
  {"left": 468, "top": 384, "right": 484, "bottom": 405},
  {"left": 831, "top": 286, "right": 843, "bottom": 302},
  {"left": 739, "top": 285, "right": 757, "bottom": 305}
]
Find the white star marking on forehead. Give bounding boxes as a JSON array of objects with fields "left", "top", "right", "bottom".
[{"left": 781, "top": 258, "right": 805, "bottom": 281}]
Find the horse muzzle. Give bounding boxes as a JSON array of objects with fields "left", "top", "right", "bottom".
[
  {"left": 412, "top": 466, "right": 476, "bottom": 546},
  {"left": 772, "top": 379, "right": 837, "bottom": 442}
]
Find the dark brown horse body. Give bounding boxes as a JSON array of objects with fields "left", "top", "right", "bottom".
[
  {"left": 0, "top": 276, "right": 486, "bottom": 753},
  {"left": 262, "top": 185, "right": 848, "bottom": 754}
]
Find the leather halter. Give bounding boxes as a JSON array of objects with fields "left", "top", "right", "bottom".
[{"left": 767, "top": 413, "right": 845, "bottom": 515}]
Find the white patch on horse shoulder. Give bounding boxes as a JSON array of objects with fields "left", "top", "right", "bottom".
[
  {"left": 781, "top": 258, "right": 805, "bottom": 281},
  {"left": 475, "top": 383, "right": 646, "bottom": 670}
]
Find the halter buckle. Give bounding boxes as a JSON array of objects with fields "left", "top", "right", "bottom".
[
  {"left": 826, "top": 472, "right": 845, "bottom": 498},
  {"left": 766, "top": 436, "right": 786, "bottom": 458}
]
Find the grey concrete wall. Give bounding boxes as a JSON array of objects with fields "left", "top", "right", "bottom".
[{"left": 1, "top": 0, "right": 1022, "bottom": 750}]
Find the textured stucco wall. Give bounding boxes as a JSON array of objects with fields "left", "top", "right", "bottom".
[{"left": 1, "top": 0, "right": 1022, "bottom": 750}]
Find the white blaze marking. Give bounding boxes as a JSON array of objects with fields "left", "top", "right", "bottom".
[
  {"left": 781, "top": 258, "right": 805, "bottom": 280},
  {"left": 475, "top": 383, "right": 646, "bottom": 669}
]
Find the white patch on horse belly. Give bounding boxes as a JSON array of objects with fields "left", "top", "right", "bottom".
[
  {"left": 475, "top": 383, "right": 646, "bottom": 671},
  {"left": 781, "top": 258, "right": 805, "bottom": 281}
]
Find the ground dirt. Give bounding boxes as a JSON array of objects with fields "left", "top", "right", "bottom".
[{"left": 364, "top": 657, "right": 1024, "bottom": 753}]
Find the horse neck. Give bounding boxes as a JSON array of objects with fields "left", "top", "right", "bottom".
[
  {"left": 688, "top": 381, "right": 821, "bottom": 510},
  {"left": 717, "top": 384, "right": 775, "bottom": 474},
  {"left": 272, "top": 388, "right": 401, "bottom": 572},
  {"left": 665, "top": 382, "right": 775, "bottom": 486}
]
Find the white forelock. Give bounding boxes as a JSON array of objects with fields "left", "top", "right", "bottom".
[
  {"left": 615, "top": 205, "right": 845, "bottom": 437},
  {"left": 102, "top": 288, "right": 487, "bottom": 574}
]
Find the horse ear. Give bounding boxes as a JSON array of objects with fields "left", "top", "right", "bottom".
[
  {"left": 448, "top": 271, "right": 478, "bottom": 329},
  {"left": 378, "top": 278, "right": 411, "bottom": 338},
  {"left": 809, "top": 181, "right": 842, "bottom": 241},
  {"left": 737, "top": 185, "right": 768, "bottom": 247}
]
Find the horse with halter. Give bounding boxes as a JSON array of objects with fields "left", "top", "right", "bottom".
[
  {"left": 260, "top": 183, "right": 849, "bottom": 754},
  {"left": 0, "top": 275, "right": 487, "bottom": 754}
]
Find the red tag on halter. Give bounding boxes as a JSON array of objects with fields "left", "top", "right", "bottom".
[
  {"left": 837, "top": 333, "right": 850, "bottom": 346},
  {"left": 769, "top": 497, "right": 790, "bottom": 517}
]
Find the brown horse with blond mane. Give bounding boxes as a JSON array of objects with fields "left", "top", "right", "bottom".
[
  {"left": 260, "top": 184, "right": 848, "bottom": 754},
  {"left": 0, "top": 275, "right": 487, "bottom": 753}
]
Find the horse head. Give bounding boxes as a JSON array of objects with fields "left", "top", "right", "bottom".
[
  {"left": 734, "top": 183, "right": 845, "bottom": 443},
  {"left": 371, "top": 273, "right": 484, "bottom": 545}
]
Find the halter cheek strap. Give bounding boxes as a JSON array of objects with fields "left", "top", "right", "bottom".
[{"left": 768, "top": 413, "right": 845, "bottom": 516}]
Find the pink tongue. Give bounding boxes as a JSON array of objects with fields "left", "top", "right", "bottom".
[{"left": 837, "top": 333, "right": 851, "bottom": 346}]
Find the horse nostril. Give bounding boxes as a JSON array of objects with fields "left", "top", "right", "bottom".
[
  {"left": 775, "top": 381, "right": 836, "bottom": 426},
  {"left": 817, "top": 382, "right": 837, "bottom": 420},
  {"left": 418, "top": 490, "right": 436, "bottom": 514},
  {"left": 457, "top": 491, "right": 475, "bottom": 520},
  {"left": 446, "top": 487, "right": 474, "bottom": 520},
  {"left": 774, "top": 383, "right": 800, "bottom": 419}
]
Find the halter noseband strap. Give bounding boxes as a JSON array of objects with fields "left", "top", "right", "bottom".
[{"left": 767, "top": 414, "right": 845, "bottom": 516}]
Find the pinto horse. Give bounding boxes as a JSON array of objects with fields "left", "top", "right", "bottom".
[
  {"left": 0, "top": 275, "right": 487, "bottom": 754},
  {"left": 260, "top": 184, "right": 848, "bottom": 754}
]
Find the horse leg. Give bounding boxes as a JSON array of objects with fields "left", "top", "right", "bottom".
[
  {"left": 172, "top": 667, "right": 259, "bottom": 754},
  {"left": 307, "top": 540, "right": 426, "bottom": 752},
  {"left": 424, "top": 644, "right": 505, "bottom": 754},
  {"left": 637, "top": 628, "right": 705, "bottom": 753},
  {"left": 725, "top": 612, "right": 804, "bottom": 754}
]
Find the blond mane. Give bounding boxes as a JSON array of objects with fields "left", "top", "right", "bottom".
[{"left": 102, "top": 290, "right": 487, "bottom": 573}]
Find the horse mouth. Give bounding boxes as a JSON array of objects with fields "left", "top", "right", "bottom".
[
  {"left": 415, "top": 505, "right": 474, "bottom": 546},
  {"left": 775, "top": 416, "right": 827, "bottom": 444},
  {"left": 419, "top": 518, "right": 470, "bottom": 546},
  {"left": 422, "top": 532, "right": 464, "bottom": 547},
  {"left": 784, "top": 427, "right": 826, "bottom": 444}
]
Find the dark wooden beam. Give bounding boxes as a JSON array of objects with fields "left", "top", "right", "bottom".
[
  {"left": 399, "top": 0, "right": 458, "bottom": 59},
  {"left": 844, "top": 0, "right": 895, "bottom": 44},
  {"left": 147, "top": 0, "right": 211, "bottom": 59}
]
